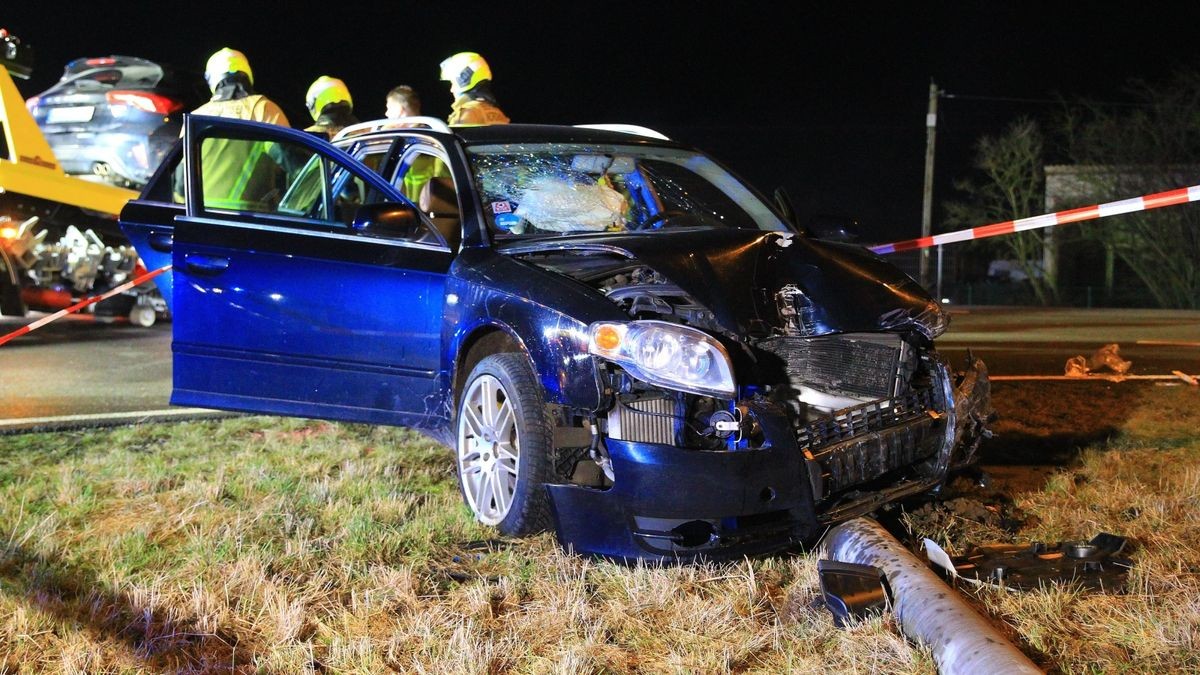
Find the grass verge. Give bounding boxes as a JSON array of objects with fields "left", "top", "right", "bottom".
[
  {"left": 902, "top": 384, "right": 1200, "bottom": 673},
  {"left": 0, "top": 417, "right": 931, "bottom": 673},
  {"left": 0, "top": 384, "right": 1195, "bottom": 673}
]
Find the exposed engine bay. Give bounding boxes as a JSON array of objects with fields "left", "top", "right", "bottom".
[{"left": 514, "top": 245, "right": 991, "bottom": 530}]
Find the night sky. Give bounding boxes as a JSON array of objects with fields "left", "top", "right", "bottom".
[{"left": 4, "top": 2, "right": 1198, "bottom": 242}]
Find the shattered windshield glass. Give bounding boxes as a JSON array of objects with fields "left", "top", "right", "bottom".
[{"left": 466, "top": 143, "right": 790, "bottom": 237}]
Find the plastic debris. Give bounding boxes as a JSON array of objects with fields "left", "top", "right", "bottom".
[
  {"left": 1064, "top": 355, "right": 1090, "bottom": 377},
  {"left": 816, "top": 559, "right": 892, "bottom": 627},
  {"left": 1065, "top": 343, "right": 1132, "bottom": 377},
  {"left": 925, "top": 532, "right": 1132, "bottom": 591},
  {"left": 923, "top": 538, "right": 958, "bottom": 579}
]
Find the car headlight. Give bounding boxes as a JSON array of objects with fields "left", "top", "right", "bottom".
[
  {"left": 588, "top": 320, "right": 735, "bottom": 398},
  {"left": 912, "top": 300, "right": 949, "bottom": 340},
  {"left": 878, "top": 300, "right": 949, "bottom": 341}
]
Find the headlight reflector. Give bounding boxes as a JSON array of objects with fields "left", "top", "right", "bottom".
[{"left": 588, "top": 320, "right": 735, "bottom": 397}]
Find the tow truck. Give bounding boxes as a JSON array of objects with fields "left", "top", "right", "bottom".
[{"left": 0, "top": 29, "right": 164, "bottom": 327}]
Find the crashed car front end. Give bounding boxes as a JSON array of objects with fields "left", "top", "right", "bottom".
[
  {"left": 467, "top": 136, "right": 993, "bottom": 561},
  {"left": 549, "top": 335, "right": 990, "bottom": 561},
  {"left": 503, "top": 233, "right": 992, "bottom": 562}
]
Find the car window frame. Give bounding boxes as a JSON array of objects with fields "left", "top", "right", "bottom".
[{"left": 183, "top": 116, "right": 448, "bottom": 248}]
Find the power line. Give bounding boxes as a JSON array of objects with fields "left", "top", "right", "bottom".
[{"left": 943, "top": 92, "right": 1145, "bottom": 107}]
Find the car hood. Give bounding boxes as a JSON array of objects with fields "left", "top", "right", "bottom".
[{"left": 498, "top": 228, "right": 943, "bottom": 339}]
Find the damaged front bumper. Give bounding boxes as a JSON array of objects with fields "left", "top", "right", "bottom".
[{"left": 545, "top": 355, "right": 993, "bottom": 561}]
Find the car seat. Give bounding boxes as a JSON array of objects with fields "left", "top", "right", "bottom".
[{"left": 418, "top": 177, "right": 461, "bottom": 251}]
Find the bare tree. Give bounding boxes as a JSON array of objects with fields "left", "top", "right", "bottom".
[
  {"left": 1061, "top": 70, "right": 1200, "bottom": 309},
  {"left": 944, "top": 118, "right": 1058, "bottom": 305}
]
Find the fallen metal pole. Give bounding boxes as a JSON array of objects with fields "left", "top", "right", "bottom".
[{"left": 823, "top": 517, "right": 1043, "bottom": 675}]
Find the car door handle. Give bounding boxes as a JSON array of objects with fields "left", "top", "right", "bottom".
[
  {"left": 148, "top": 232, "right": 173, "bottom": 252},
  {"left": 184, "top": 254, "right": 230, "bottom": 276}
]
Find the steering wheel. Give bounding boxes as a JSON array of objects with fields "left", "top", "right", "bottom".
[{"left": 631, "top": 209, "right": 688, "bottom": 231}]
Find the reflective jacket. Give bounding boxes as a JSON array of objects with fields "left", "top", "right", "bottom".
[
  {"left": 447, "top": 97, "right": 510, "bottom": 126},
  {"left": 189, "top": 95, "right": 291, "bottom": 211}
]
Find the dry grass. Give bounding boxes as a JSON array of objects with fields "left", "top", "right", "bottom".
[
  {"left": 1, "top": 385, "right": 1196, "bottom": 673},
  {"left": 905, "top": 385, "right": 1200, "bottom": 673},
  {"left": 0, "top": 418, "right": 933, "bottom": 674},
  {"left": 968, "top": 386, "right": 1200, "bottom": 673}
]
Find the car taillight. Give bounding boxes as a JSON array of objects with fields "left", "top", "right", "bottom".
[
  {"left": 106, "top": 90, "right": 183, "bottom": 114},
  {"left": 86, "top": 57, "right": 117, "bottom": 66}
]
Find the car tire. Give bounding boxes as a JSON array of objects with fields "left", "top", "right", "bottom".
[{"left": 455, "top": 352, "right": 553, "bottom": 536}]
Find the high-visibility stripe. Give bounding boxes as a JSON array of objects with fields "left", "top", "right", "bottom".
[
  {"left": 871, "top": 183, "right": 1200, "bottom": 254},
  {"left": 0, "top": 265, "right": 171, "bottom": 346}
]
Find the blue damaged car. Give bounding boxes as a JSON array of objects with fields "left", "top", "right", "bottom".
[{"left": 119, "top": 115, "right": 992, "bottom": 561}]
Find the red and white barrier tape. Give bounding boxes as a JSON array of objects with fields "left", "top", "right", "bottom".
[
  {"left": 871, "top": 184, "right": 1200, "bottom": 254},
  {"left": 0, "top": 265, "right": 171, "bottom": 347}
]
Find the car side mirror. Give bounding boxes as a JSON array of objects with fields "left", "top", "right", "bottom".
[{"left": 351, "top": 202, "right": 421, "bottom": 237}]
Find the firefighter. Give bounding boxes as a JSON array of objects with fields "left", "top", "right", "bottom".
[
  {"left": 439, "top": 52, "right": 510, "bottom": 126},
  {"left": 187, "top": 48, "right": 291, "bottom": 211},
  {"left": 194, "top": 48, "right": 289, "bottom": 125},
  {"left": 305, "top": 75, "right": 359, "bottom": 139}
]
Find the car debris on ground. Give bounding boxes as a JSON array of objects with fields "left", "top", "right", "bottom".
[
  {"left": 924, "top": 533, "right": 1132, "bottom": 591},
  {"left": 815, "top": 559, "right": 891, "bottom": 628},
  {"left": 1065, "top": 343, "right": 1132, "bottom": 377}
]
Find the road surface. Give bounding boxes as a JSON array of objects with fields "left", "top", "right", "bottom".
[{"left": 1, "top": 306, "right": 1197, "bottom": 425}]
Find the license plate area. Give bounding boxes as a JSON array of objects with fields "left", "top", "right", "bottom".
[{"left": 46, "top": 106, "right": 95, "bottom": 124}]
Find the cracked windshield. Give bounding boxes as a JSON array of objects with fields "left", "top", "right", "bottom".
[{"left": 467, "top": 143, "right": 790, "bottom": 236}]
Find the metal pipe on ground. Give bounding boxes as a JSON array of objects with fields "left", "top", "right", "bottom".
[{"left": 823, "top": 517, "right": 1043, "bottom": 675}]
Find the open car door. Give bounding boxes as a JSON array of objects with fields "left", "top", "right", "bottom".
[{"left": 163, "top": 115, "right": 452, "bottom": 426}]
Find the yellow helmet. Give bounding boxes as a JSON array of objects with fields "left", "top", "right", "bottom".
[
  {"left": 205, "top": 47, "right": 253, "bottom": 92},
  {"left": 439, "top": 51, "right": 492, "bottom": 96},
  {"left": 305, "top": 75, "right": 353, "bottom": 121}
]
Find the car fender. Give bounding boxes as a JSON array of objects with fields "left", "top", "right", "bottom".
[
  {"left": 446, "top": 284, "right": 604, "bottom": 412},
  {"left": 445, "top": 249, "right": 624, "bottom": 412}
]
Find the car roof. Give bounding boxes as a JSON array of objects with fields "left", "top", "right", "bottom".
[{"left": 346, "top": 121, "right": 692, "bottom": 150}]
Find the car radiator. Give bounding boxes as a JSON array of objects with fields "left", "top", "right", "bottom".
[
  {"left": 758, "top": 333, "right": 904, "bottom": 399},
  {"left": 607, "top": 396, "right": 676, "bottom": 445}
]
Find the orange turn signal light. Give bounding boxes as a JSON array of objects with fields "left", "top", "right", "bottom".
[{"left": 594, "top": 324, "right": 622, "bottom": 351}]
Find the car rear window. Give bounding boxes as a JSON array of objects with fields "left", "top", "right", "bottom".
[{"left": 63, "top": 63, "right": 165, "bottom": 90}]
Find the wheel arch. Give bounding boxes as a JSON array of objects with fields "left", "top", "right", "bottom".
[{"left": 453, "top": 324, "right": 536, "bottom": 409}]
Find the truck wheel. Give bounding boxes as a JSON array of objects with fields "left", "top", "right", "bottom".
[
  {"left": 455, "top": 353, "right": 553, "bottom": 536},
  {"left": 130, "top": 305, "right": 157, "bottom": 328}
]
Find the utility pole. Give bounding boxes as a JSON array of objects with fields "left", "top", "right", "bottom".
[{"left": 920, "top": 81, "right": 940, "bottom": 289}]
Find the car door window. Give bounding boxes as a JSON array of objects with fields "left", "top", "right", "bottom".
[
  {"left": 199, "top": 134, "right": 319, "bottom": 216},
  {"left": 277, "top": 153, "right": 327, "bottom": 218},
  {"left": 395, "top": 146, "right": 449, "bottom": 204},
  {"left": 392, "top": 143, "right": 460, "bottom": 250}
]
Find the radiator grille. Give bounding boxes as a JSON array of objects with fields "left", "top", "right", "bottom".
[
  {"left": 758, "top": 333, "right": 902, "bottom": 398},
  {"left": 795, "top": 387, "right": 937, "bottom": 451},
  {"left": 798, "top": 387, "right": 943, "bottom": 497}
]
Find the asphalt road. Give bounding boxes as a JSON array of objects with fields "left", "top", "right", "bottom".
[
  {"left": 0, "top": 313, "right": 172, "bottom": 420},
  {"left": 936, "top": 307, "right": 1200, "bottom": 377},
  {"left": 1, "top": 306, "right": 1197, "bottom": 424}
]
